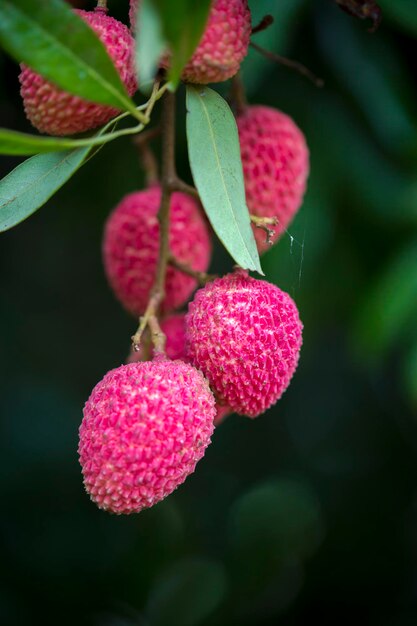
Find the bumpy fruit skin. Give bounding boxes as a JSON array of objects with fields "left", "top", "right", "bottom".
[
  {"left": 103, "top": 186, "right": 212, "bottom": 316},
  {"left": 78, "top": 358, "right": 215, "bottom": 514},
  {"left": 185, "top": 269, "right": 303, "bottom": 418},
  {"left": 181, "top": 0, "right": 251, "bottom": 84},
  {"left": 237, "top": 106, "right": 309, "bottom": 253},
  {"left": 19, "top": 8, "right": 137, "bottom": 136}
]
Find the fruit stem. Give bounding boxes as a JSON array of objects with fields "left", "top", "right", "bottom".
[
  {"left": 154, "top": 90, "right": 176, "bottom": 300},
  {"left": 169, "top": 179, "right": 199, "bottom": 199},
  {"left": 250, "top": 215, "right": 278, "bottom": 246},
  {"left": 96, "top": 0, "right": 108, "bottom": 11},
  {"left": 250, "top": 42, "right": 324, "bottom": 88},
  {"left": 133, "top": 128, "right": 161, "bottom": 186},
  {"left": 168, "top": 255, "right": 217, "bottom": 286},
  {"left": 131, "top": 91, "right": 176, "bottom": 353},
  {"left": 230, "top": 73, "right": 247, "bottom": 116},
  {"left": 251, "top": 14, "right": 274, "bottom": 35}
]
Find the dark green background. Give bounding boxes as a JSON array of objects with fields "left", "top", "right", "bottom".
[{"left": 1, "top": 0, "right": 417, "bottom": 624}]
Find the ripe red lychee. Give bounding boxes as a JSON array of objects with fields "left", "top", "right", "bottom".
[
  {"left": 19, "top": 8, "right": 137, "bottom": 136},
  {"left": 102, "top": 186, "right": 212, "bottom": 317},
  {"left": 237, "top": 105, "right": 309, "bottom": 253},
  {"left": 185, "top": 269, "right": 303, "bottom": 418},
  {"left": 78, "top": 358, "right": 216, "bottom": 514},
  {"left": 181, "top": 0, "right": 251, "bottom": 84}
]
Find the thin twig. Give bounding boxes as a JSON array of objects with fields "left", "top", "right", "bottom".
[
  {"left": 169, "top": 255, "right": 217, "bottom": 286},
  {"left": 133, "top": 128, "right": 161, "bottom": 186},
  {"left": 230, "top": 73, "right": 247, "bottom": 116},
  {"left": 251, "top": 14, "right": 274, "bottom": 34},
  {"left": 250, "top": 215, "right": 278, "bottom": 246},
  {"left": 169, "top": 179, "right": 200, "bottom": 198},
  {"left": 148, "top": 315, "right": 166, "bottom": 355},
  {"left": 131, "top": 91, "right": 177, "bottom": 352},
  {"left": 250, "top": 41, "right": 324, "bottom": 88}
]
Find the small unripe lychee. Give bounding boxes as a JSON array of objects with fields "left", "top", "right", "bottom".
[
  {"left": 237, "top": 106, "right": 309, "bottom": 253},
  {"left": 185, "top": 269, "right": 303, "bottom": 417},
  {"left": 78, "top": 358, "right": 215, "bottom": 514},
  {"left": 103, "top": 186, "right": 212, "bottom": 316},
  {"left": 181, "top": 0, "right": 251, "bottom": 84},
  {"left": 19, "top": 8, "right": 137, "bottom": 136}
]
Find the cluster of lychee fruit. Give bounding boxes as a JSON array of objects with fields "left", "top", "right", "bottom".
[{"left": 18, "top": 0, "right": 310, "bottom": 514}]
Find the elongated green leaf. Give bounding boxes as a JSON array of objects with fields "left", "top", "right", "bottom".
[
  {"left": 0, "top": 124, "right": 112, "bottom": 231},
  {"left": 0, "top": 0, "right": 137, "bottom": 114},
  {"left": 136, "top": 0, "right": 211, "bottom": 88},
  {"left": 136, "top": 0, "right": 166, "bottom": 88},
  {"left": 186, "top": 85, "right": 263, "bottom": 275},
  {"left": 0, "top": 123, "right": 140, "bottom": 156}
]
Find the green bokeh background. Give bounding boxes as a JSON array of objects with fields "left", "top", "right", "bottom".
[{"left": 1, "top": 0, "right": 417, "bottom": 624}]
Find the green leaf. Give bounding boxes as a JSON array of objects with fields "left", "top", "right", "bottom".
[
  {"left": 136, "top": 0, "right": 211, "bottom": 88},
  {"left": 0, "top": 123, "right": 141, "bottom": 156},
  {"left": 186, "top": 85, "right": 263, "bottom": 275},
  {"left": 146, "top": 557, "right": 227, "bottom": 626},
  {"left": 136, "top": 0, "right": 166, "bottom": 88},
  {"left": 0, "top": 0, "right": 137, "bottom": 115},
  {"left": 0, "top": 125, "right": 111, "bottom": 231}
]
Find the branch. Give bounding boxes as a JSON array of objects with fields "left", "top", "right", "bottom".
[
  {"left": 230, "top": 72, "right": 247, "bottom": 116},
  {"left": 133, "top": 127, "right": 161, "bottom": 186},
  {"left": 251, "top": 14, "right": 274, "bottom": 35},
  {"left": 169, "top": 255, "right": 217, "bottom": 286},
  {"left": 333, "top": 0, "right": 382, "bottom": 32},
  {"left": 168, "top": 179, "right": 199, "bottom": 198},
  {"left": 131, "top": 91, "right": 177, "bottom": 354},
  {"left": 250, "top": 42, "right": 324, "bottom": 88}
]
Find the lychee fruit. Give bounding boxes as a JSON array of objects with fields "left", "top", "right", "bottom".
[
  {"left": 237, "top": 106, "right": 309, "bottom": 253},
  {"left": 181, "top": 0, "right": 251, "bottom": 84},
  {"left": 102, "top": 186, "right": 212, "bottom": 316},
  {"left": 78, "top": 358, "right": 216, "bottom": 514},
  {"left": 185, "top": 269, "right": 303, "bottom": 417},
  {"left": 19, "top": 8, "right": 137, "bottom": 136}
]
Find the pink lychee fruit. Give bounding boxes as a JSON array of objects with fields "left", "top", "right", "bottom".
[
  {"left": 237, "top": 105, "right": 309, "bottom": 253},
  {"left": 181, "top": 0, "right": 251, "bottom": 84},
  {"left": 102, "top": 186, "right": 212, "bottom": 316},
  {"left": 19, "top": 8, "right": 137, "bottom": 136},
  {"left": 78, "top": 358, "right": 216, "bottom": 514},
  {"left": 185, "top": 269, "right": 303, "bottom": 418},
  {"left": 128, "top": 312, "right": 232, "bottom": 424}
]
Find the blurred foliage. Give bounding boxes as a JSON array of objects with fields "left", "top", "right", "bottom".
[{"left": 1, "top": 0, "right": 417, "bottom": 625}]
